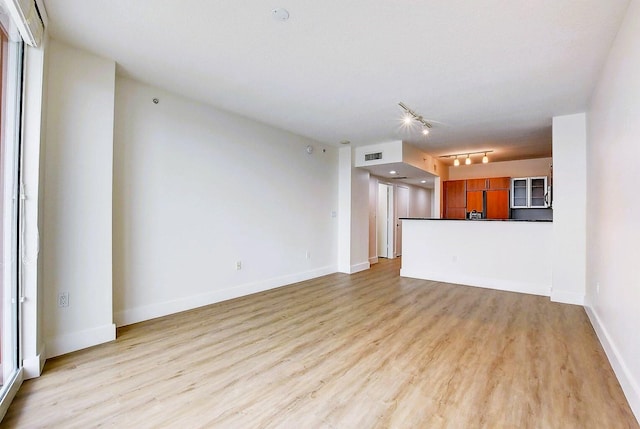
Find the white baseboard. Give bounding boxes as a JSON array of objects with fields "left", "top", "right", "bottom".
[
  {"left": 551, "top": 289, "right": 585, "bottom": 305},
  {"left": 585, "top": 305, "right": 640, "bottom": 424},
  {"left": 350, "top": 261, "right": 370, "bottom": 274},
  {"left": 22, "top": 349, "right": 46, "bottom": 379},
  {"left": 45, "top": 324, "right": 116, "bottom": 358},
  {"left": 115, "top": 264, "right": 337, "bottom": 327},
  {"left": 399, "top": 269, "right": 551, "bottom": 297}
]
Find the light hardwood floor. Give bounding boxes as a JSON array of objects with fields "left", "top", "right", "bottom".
[{"left": 3, "top": 259, "right": 638, "bottom": 428}]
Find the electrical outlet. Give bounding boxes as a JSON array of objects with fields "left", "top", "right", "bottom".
[
  {"left": 306, "top": 250, "right": 311, "bottom": 259},
  {"left": 58, "top": 292, "right": 69, "bottom": 308},
  {"left": 236, "top": 260, "right": 242, "bottom": 270}
]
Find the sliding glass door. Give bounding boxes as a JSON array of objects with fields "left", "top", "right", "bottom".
[{"left": 0, "top": 10, "right": 24, "bottom": 402}]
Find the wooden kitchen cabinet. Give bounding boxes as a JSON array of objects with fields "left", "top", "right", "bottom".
[
  {"left": 445, "top": 207, "right": 466, "bottom": 219},
  {"left": 466, "top": 178, "right": 487, "bottom": 191},
  {"left": 466, "top": 191, "right": 484, "bottom": 213},
  {"left": 486, "top": 190, "right": 510, "bottom": 219},
  {"left": 444, "top": 180, "right": 466, "bottom": 219},
  {"left": 443, "top": 177, "right": 511, "bottom": 219},
  {"left": 488, "top": 177, "right": 511, "bottom": 190}
]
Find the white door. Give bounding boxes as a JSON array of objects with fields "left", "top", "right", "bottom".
[
  {"left": 395, "top": 186, "right": 409, "bottom": 257},
  {"left": 377, "top": 183, "right": 394, "bottom": 258}
]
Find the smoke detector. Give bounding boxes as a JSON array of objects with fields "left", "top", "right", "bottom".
[{"left": 272, "top": 8, "right": 289, "bottom": 21}]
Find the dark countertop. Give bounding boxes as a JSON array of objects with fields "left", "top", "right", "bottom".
[{"left": 400, "top": 218, "right": 553, "bottom": 222}]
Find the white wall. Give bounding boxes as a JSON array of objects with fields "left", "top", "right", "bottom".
[
  {"left": 447, "top": 157, "right": 552, "bottom": 180},
  {"left": 444, "top": 157, "right": 552, "bottom": 218},
  {"left": 338, "top": 147, "right": 352, "bottom": 272},
  {"left": 350, "top": 163, "right": 370, "bottom": 272},
  {"left": 368, "top": 176, "right": 378, "bottom": 264},
  {"left": 408, "top": 186, "right": 431, "bottom": 218},
  {"left": 43, "top": 41, "right": 116, "bottom": 357},
  {"left": 586, "top": 0, "right": 640, "bottom": 419},
  {"left": 113, "top": 77, "right": 339, "bottom": 325}
]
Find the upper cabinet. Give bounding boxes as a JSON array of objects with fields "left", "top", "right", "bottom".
[
  {"left": 488, "top": 177, "right": 511, "bottom": 190},
  {"left": 466, "top": 178, "right": 487, "bottom": 191},
  {"left": 511, "top": 176, "right": 549, "bottom": 208}
]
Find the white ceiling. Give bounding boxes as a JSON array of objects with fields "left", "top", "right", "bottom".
[{"left": 42, "top": 0, "right": 630, "bottom": 164}]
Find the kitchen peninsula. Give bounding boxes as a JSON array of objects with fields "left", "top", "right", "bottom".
[{"left": 400, "top": 218, "right": 553, "bottom": 297}]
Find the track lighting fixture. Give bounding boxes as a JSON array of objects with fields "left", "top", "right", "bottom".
[
  {"left": 398, "top": 102, "right": 433, "bottom": 131},
  {"left": 440, "top": 150, "right": 494, "bottom": 167}
]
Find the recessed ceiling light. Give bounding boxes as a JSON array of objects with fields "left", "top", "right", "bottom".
[
  {"left": 390, "top": 170, "right": 397, "bottom": 175},
  {"left": 420, "top": 180, "right": 427, "bottom": 183},
  {"left": 272, "top": 8, "right": 289, "bottom": 21}
]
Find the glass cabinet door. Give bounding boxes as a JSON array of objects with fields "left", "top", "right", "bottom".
[
  {"left": 530, "top": 177, "right": 548, "bottom": 207},
  {"left": 511, "top": 178, "right": 528, "bottom": 208}
]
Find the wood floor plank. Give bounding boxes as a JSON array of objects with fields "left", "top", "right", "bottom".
[{"left": 2, "top": 258, "right": 637, "bottom": 428}]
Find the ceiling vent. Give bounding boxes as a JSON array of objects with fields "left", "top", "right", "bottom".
[{"left": 364, "top": 152, "right": 382, "bottom": 161}]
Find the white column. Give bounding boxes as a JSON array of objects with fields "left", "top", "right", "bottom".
[{"left": 551, "top": 113, "right": 587, "bottom": 305}]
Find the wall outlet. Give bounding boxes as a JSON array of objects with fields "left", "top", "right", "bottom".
[
  {"left": 236, "top": 260, "right": 242, "bottom": 270},
  {"left": 58, "top": 292, "right": 69, "bottom": 308},
  {"left": 306, "top": 250, "right": 311, "bottom": 259}
]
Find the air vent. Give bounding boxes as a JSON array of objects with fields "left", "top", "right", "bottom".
[
  {"left": 364, "top": 152, "right": 382, "bottom": 161},
  {"left": 389, "top": 176, "right": 408, "bottom": 180}
]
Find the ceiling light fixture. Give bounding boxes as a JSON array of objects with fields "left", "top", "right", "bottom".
[
  {"left": 390, "top": 170, "right": 397, "bottom": 175},
  {"left": 398, "top": 102, "right": 433, "bottom": 131},
  {"left": 440, "top": 150, "right": 494, "bottom": 167}
]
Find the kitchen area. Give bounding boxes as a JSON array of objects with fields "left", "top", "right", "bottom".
[
  {"left": 400, "top": 158, "right": 555, "bottom": 298},
  {"left": 443, "top": 175, "right": 552, "bottom": 221}
]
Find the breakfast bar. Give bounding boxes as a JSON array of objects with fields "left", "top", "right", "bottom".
[{"left": 400, "top": 218, "right": 553, "bottom": 297}]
